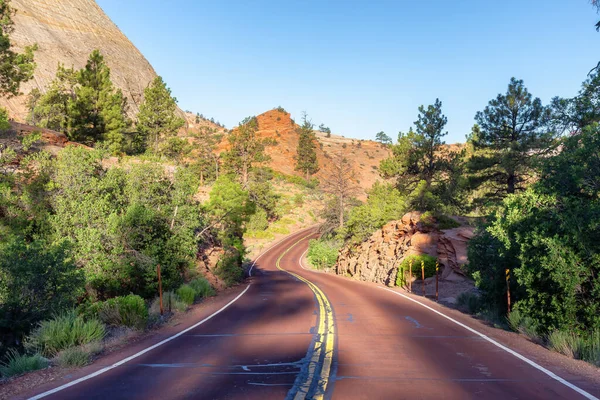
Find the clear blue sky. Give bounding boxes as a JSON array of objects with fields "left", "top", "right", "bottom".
[{"left": 97, "top": 0, "right": 599, "bottom": 143}]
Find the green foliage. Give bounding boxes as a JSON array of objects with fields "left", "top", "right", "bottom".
[
  {"left": 0, "top": 349, "right": 47, "bottom": 378},
  {"left": 69, "top": 50, "right": 130, "bottom": 152},
  {"left": 292, "top": 193, "right": 304, "bottom": 206},
  {"left": 506, "top": 308, "right": 541, "bottom": 343},
  {"left": 152, "top": 291, "right": 187, "bottom": 313},
  {"left": 379, "top": 100, "right": 463, "bottom": 212},
  {"left": 247, "top": 180, "right": 280, "bottom": 220},
  {"left": 0, "top": 238, "right": 84, "bottom": 358},
  {"left": 419, "top": 211, "right": 460, "bottom": 229},
  {"left": 468, "top": 122, "right": 600, "bottom": 335},
  {"left": 547, "top": 329, "right": 600, "bottom": 365},
  {"left": 0, "top": 106, "right": 10, "bottom": 131},
  {"left": 215, "top": 248, "right": 244, "bottom": 286},
  {"left": 396, "top": 254, "right": 437, "bottom": 287},
  {"left": 295, "top": 113, "right": 319, "bottom": 179},
  {"left": 343, "top": 182, "right": 406, "bottom": 243},
  {"left": 375, "top": 131, "right": 392, "bottom": 145},
  {"left": 86, "top": 295, "right": 148, "bottom": 330},
  {"left": 176, "top": 284, "right": 196, "bottom": 305},
  {"left": 307, "top": 239, "right": 340, "bottom": 270},
  {"left": 222, "top": 116, "right": 274, "bottom": 186},
  {"left": 467, "top": 78, "right": 554, "bottom": 206},
  {"left": 26, "top": 311, "right": 105, "bottom": 358},
  {"left": 318, "top": 123, "right": 331, "bottom": 135},
  {"left": 55, "top": 341, "right": 103, "bottom": 368},
  {"left": 0, "top": 0, "right": 37, "bottom": 97},
  {"left": 246, "top": 207, "right": 269, "bottom": 231},
  {"left": 456, "top": 292, "right": 483, "bottom": 315},
  {"left": 188, "top": 278, "right": 215, "bottom": 299},
  {"left": 136, "top": 76, "right": 185, "bottom": 155}
]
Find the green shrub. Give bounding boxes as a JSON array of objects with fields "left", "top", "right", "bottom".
[
  {"left": 150, "top": 291, "right": 187, "bottom": 314},
  {"left": 177, "top": 284, "right": 196, "bottom": 305},
  {"left": 246, "top": 207, "right": 269, "bottom": 231},
  {"left": 507, "top": 308, "right": 541, "bottom": 343},
  {"left": 437, "top": 214, "right": 461, "bottom": 229},
  {"left": 189, "top": 278, "right": 215, "bottom": 299},
  {"left": 456, "top": 292, "right": 483, "bottom": 314},
  {"left": 548, "top": 330, "right": 580, "bottom": 359},
  {"left": 270, "top": 224, "right": 290, "bottom": 235},
  {"left": 548, "top": 329, "right": 600, "bottom": 365},
  {"left": 215, "top": 249, "right": 244, "bottom": 286},
  {"left": 420, "top": 211, "right": 436, "bottom": 227},
  {"left": 26, "top": 311, "right": 105, "bottom": 357},
  {"left": 86, "top": 295, "right": 148, "bottom": 330},
  {"left": 55, "top": 341, "right": 103, "bottom": 368},
  {"left": 0, "top": 349, "right": 48, "bottom": 378},
  {"left": 396, "top": 254, "right": 437, "bottom": 287},
  {"left": 307, "top": 239, "right": 340, "bottom": 270}
]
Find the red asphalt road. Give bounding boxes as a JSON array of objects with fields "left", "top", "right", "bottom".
[{"left": 20, "top": 229, "right": 600, "bottom": 400}]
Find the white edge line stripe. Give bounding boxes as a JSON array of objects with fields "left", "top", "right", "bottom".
[
  {"left": 378, "top": 287, "right": 599, "bottom": 400},
  {"left": 299, "top": 248, "right": 309, "bottom": 270},
  {"left": 29, "top": 284, "right": 253, "bottom": 400}
]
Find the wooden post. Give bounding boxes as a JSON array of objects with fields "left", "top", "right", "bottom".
[
  {"left": 506, "top": 268, "right": 511, "bottom": 313},
  {"left": 435, "top": 261, "right": 439, "bottom": 302},
  {"left": 421, "top": 260, "right": 425, "bottom": 296},
  {"left": 157, "top": 264, "right": 163, "bottom": 316},
  {"left": 408, "top": 259, "right": 413, "bottom": 293}
]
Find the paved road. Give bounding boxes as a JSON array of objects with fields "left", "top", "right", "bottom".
[{"left": 23, "top": 229, "right": 600, "bottom": 400}]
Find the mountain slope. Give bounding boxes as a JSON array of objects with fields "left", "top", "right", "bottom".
[{"left": 1, "top": 0, "right": 158, "bottom": 121}]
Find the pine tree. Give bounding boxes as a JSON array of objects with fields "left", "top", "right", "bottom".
[
  {"left": 295, "top": 113, "right": 319, "bottom": 180},
  {"left": 137, "top": 76, "right": 185, "bottom": 154},
  {"left": 0, "top": 0, "right": 36, "bottom": 97},
  {"left": 468, "top": 78, "right": 553, "bottom": 203},
  {"left": 222, "top": 116, "right": 274, "bottom": 187},
  {"left": 70, "top": 50, "right": 129, "bottom": 152},
  {"left": 27, "top": 64, "right": 77, "bottom": 133}
]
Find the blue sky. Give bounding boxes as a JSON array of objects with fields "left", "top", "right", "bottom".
[{"left": 97, "top": 0, "right": 599, "bottom": 143}]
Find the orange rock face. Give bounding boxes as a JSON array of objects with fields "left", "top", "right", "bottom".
[{"left": 336, "top": 212, "right": 474, "bottom": 286}]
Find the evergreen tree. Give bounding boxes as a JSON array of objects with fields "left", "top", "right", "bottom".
[
  {"left": 191, "top": 126, "right": 219, "bottom": 185},
  {"left": 222, "top": 116, "right": 274, "bottom": 187},
  {"left": 0, "top": 0, "right": 36, "bottom": 97},
  {"left": 379, "top": 99, "right": 452, "bottom": 211},
  {"left": 27, "top": 64, "right": 77, "bottom": 133},
  {"left": 70, "top": 50, "right": 129, "bottom": 152},
  {"left": 467, "top": 78, "right": 553, "bottom": 205},
  {"left": 295, "top": 113, "right": 319, "bottom": 180},
  {"left": 136, "top": 76, "right": 185, "bottom": 154},
  {"left": 375, "top": 131, "right": 392, "bottom": 145}
]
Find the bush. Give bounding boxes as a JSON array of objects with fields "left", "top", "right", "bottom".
[
  {"left": 0, "top": 349, "right": 48, "bottom": 378},
  {"left": 26, "top": 311, "right": 105, "bottom": 358},
  {"left": 548, "top": 330, "right": 580, "bottom": 359},
  {"left": 85, "top": 295, "right": 148, "bottom": 330},
  {"left": 177, "top": 284, "right": 196, "bottom": 305},
  {"left": 437, "top": 214, "right": 461, "bottom": 229},
  {"left": 307, "top": 239, "right": 340, "bottom": 270},
  {"left": 456, "top": 292, "right": 483, "bottom": 314},
  {"left": 507, "top": 308, "right": 541, "bottom": 343},
  {"left": 215, "top": 248, "right": 244, "bottom": 286},
  {"left": 150, "top": 291, "right": 187, "bottom": 314},
  {"left": 293, "top": 193, "right": 304, "bottom": 206},
  {"left": 245, "top": 230, "right": 275, "bottom": 240},
  {"left": 55, "top": 341, "right": 103, "bottom": 368},
  {"left": 396, "top": 254, "right": 437, "bottom": 287},
  {"left": 246, "top": 207, "right": 268, "bottom": 231},
  {"left": 189, "top": 278, "right": 215, "bottom": 299}
]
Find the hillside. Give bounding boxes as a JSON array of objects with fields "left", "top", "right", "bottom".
[
  {"left": 1, "top": 0, "right": 159, "bottom": 121},
  {"left": 217, "top": 109, "right": 391, "bottom": 196}
]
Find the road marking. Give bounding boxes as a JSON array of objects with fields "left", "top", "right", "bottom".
[
  {"left": 249, "top": 226, "right": 316, "bottom": 276},
  {"left": 379, "top": 287, "right": 599, "bottom": 400},
  {"left": 28, "top": 284, "right": 252, "bottom": 400},
  {"left": 276, "top": 235, "right": 335, "bottom": 400}
]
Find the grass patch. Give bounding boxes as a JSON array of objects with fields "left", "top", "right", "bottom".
[
  {"left": 55, "top": 341, "right": 103, "bottom": 368},
  {"left": 507, "top": 309, "right": 542, "bottom": 344},
  {"left": 189, "top": 278, "right": 215, "bottom": 299},
  {"left": 90, "top": 294, "right": 148, "bottom": 330},
  {"left": 150, "top": 291, "right": 188, "bottom": 314},
  {"left": 0, "top": 349, "right": 48, "bottom": 378},
  {"left": 456, "top": 292, "right": 483, "bottom": 315},
  {"left": 176, "top": 284, "right": 196, "bottom": 305},
  {"left": 245, "top": 230, "right": 275, "bottom": 240},
  {"left": 26, "top": 311, "right": 105, "bottom": 357}
]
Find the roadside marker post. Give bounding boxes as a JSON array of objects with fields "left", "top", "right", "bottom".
[
  {"left": 506, "top": 268, "right": 511, "bottom": 313},
  {"left": 157, "top": 264, "right": 163, "bottom": 315},
  {"left": 421, "top": 260, "right": 425, "bottom": 296},
  {"left": 408, "top": 259, "right": 413, "bottom": 293},
  {"left": 435, "top": 262, "right": 439, "bottom": 301}
]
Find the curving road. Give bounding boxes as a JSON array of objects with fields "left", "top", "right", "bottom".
[{"left": 21, "top": 229, "right": 600, "bottom": 400}]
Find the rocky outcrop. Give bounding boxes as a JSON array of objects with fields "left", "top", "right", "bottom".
[
  {"left": 1, "top": 0, "right": 159, "bottom": 121},
  {"left": 336, "top": 212, "right": 474, "bottom": 286}
]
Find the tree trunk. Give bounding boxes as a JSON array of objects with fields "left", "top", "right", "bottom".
[{"left": 507, "top": 173, "right": 516, "bottom": 194}]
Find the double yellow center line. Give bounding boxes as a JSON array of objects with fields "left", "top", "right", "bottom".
[{"left": 276, "top": 235, "right": 335, "bottom": 400}]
